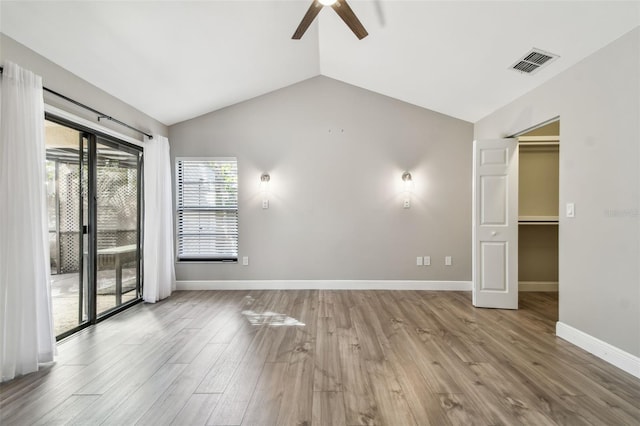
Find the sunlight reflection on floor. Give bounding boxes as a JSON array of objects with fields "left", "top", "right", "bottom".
[
  {"left": 241, "top": 310, "right": 305, "bottom": 326},
  {"left": 241, "top": 296, "right": 305, "bottom": 326}
]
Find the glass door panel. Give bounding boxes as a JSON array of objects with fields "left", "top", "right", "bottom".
[
  {"left": 45, "top": 120, "right": 88, "bottom": 337},
  {"left": 95, "top": 139, "right": 141, "bottom": 316}
]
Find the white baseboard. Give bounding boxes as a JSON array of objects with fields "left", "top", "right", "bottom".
[
  {"left": 176, "top": 280, "right": 472, "bottom": 291},
  {"left": 556, "top": 322, "right": 640, "bottom": 379},
  {"left": 519, "top": 281, "right": 558, "bottom": 292}
]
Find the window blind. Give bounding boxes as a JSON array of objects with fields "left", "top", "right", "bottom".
[{"left": 176, "top": 158, "right": 238, "bottom": 261}]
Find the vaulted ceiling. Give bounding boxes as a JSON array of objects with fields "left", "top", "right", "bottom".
[{"left": 1, "top": 1, "right": 639, "bottom": 126}]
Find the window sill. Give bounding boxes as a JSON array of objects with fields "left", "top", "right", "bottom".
[{"left": 176, "top": 259, "right": 238, "bottom": 264}]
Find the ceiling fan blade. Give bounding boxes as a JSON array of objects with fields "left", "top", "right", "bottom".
[
  {"left": 292, "top": 1, "right": 323, "bottom": 40},
  {"left": 331, "top": 0, "right": 368, "bottom": 39}
]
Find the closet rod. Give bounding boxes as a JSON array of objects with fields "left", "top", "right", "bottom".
[{"left": 0, "top": 66, "right": 153, "bottom": 140}]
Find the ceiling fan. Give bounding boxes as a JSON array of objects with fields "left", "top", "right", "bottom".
[{"left": 292, "top": 0, "right": 368, "bottom": 40}]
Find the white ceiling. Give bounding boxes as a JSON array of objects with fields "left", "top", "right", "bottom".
[{"left": 1, "top": 1, "right": 639, "bottom": 126}]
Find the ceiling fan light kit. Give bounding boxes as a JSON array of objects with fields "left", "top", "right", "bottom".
[{"left": 292, "top": 0, "right": 368, "bottom": 40}]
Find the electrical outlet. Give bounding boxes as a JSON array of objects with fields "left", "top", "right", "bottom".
[
  {"left": 262, "top": 199, "right": 269, "bottom": 209},
  {"left": 445, "top": 256, "right": 452, "bottom": 266},
  {"left": 423, "top": 256, "right": 431, "bottom": 266},
  {"left": 403, "top": 199, "right": 411, "bottom": 209},
  {"left": 242, "top": 256, "right": 249, "bottom": 266},
  {"left": 416, "top": 256, "right": 423, "bottom": 266}
]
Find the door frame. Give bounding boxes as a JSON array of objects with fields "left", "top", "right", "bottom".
[
  {"left": 471, "top": 117, "right": 561, "bottom": 312},
  {"left": 46, "top": 113, "right": 144, "bottom": 340}
]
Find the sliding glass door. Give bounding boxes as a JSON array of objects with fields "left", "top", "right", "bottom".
[
  {"left": 95, "top": 139, "right": 142, "bottom": 316},
  {"left": 45, "top": 117, "right": 142, "bottom": 339}
]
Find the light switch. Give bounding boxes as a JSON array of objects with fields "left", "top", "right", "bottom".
[
  {"left": 416, "top": 256, "right": 423, "bottom": 266},
  {"left": 242, "top": 256, "right": 249, "bottom": 266},
  {"left": 445, "top": 256, "right": 452, "bottom": 266},
  {"left": 566, "top": 202, "right": 575, "bottom": 218},
  {"left": 423, "top": 256, "right": 431, "bottom": 266}
]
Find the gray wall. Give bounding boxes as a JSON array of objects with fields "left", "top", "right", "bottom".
[
  {"left": 170, "top": 76, "right": 473, "bottom": 282},
  {"left": 475, "top": 28, "right": 640, "bottom": 357},
  {"left": 0, "top": 33, "right": 167, "bottom": 139}
]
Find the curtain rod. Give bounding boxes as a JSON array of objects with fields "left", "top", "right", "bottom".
[{"left": 0, "top": 66, "right": 153, "bottom": 140}]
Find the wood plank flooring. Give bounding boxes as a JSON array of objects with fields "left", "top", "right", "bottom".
[{"left": 1, "top": 290, "right": 639, "bottom": 425}]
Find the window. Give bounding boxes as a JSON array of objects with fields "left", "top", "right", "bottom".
[{"left": 176, "top": 158, "right": 238, "bottom": 261}]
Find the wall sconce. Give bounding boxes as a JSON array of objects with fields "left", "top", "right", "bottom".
[
  {"left": 260, "top": 173, "right": 270, "bottom": 209},
  {"left": 402, "top": 171, "right": 412, "bottom": 209}
]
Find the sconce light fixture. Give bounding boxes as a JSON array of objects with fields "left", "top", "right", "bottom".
[
  {"left": 402, "top": 171, "right": 412, "bottom": 209},
  {"left": 260, "top": 173, "right": 270, "bottom": 209}
]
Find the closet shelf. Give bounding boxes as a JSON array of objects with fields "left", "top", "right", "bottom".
[{"left": 518, "top": 215, "right": 559, "bottom": 225}]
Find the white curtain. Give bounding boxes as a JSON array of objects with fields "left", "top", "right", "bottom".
[
  {"left": 0, "top": 62, "right": 56, "bottom": 382},
  {"left": 143, "top": 135, "right": 176, "bottom": 303}
]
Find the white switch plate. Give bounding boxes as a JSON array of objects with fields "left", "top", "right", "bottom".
[
  {"left": 403, "top": 199, "right": 411, "bottom": 209},
  {"left": 566, "top": 202, "right": 575, "bottom": 218},
  {"left": 445, "top": 256, "right": 452, "bottom": 266},
  {"left": 262, "top": 199, "right": 269, "bottom": 209},
  {"left": 242, "top": 256, "right": 249, "bottom": 266},
  {"left": 423, "top": 256, "right": 431, "bottom": 266},
  {"left": 416, "top": 256, "right": 423, "bottom": 266}
]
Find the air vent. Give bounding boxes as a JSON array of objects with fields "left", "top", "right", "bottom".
[{"left": 510, "top": 48, "right": 559, "bottom": 75}]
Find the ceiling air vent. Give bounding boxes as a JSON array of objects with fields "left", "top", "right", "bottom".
[{"left": 510, "top": 48, "right": 559, "bottom": 75}]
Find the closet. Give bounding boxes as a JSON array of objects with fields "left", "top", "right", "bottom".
[{"left": 518, "top": 121, "right": 559, "bottom": 292}]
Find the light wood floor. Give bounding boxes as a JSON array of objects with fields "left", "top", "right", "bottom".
[{"left": 1, "top": 290, "right": 639, "bottom": 425}]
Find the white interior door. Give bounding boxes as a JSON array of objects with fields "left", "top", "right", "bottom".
[{"left": 472, "top": 139, "right": 518, "bottom": 309}]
